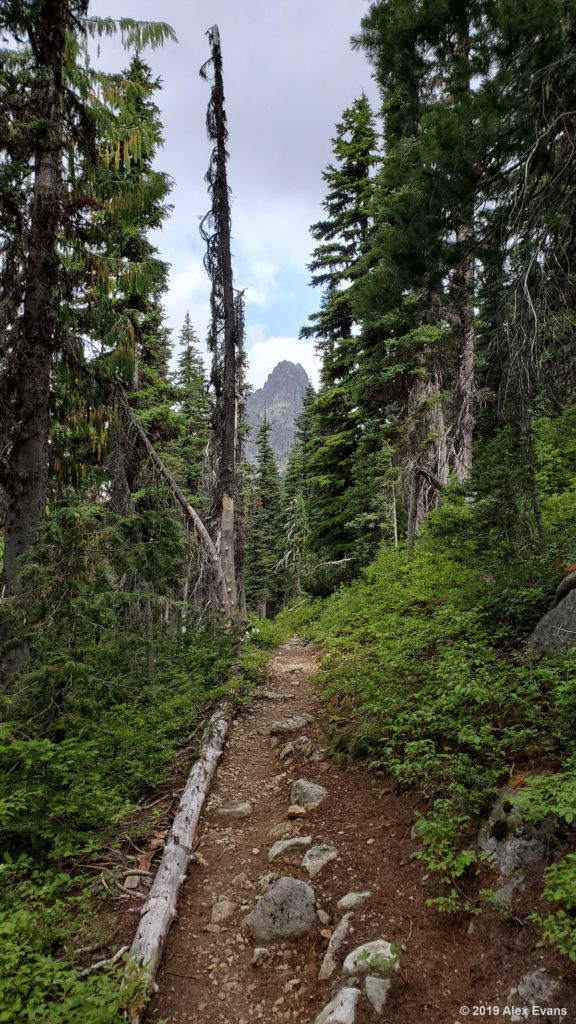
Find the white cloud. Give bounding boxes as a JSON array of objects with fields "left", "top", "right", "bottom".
[{"left": 245, "top": 330, "right": 320, "bottom": 389}]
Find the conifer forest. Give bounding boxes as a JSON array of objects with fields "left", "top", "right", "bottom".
[{"left": 1, "top": 2, "right": 576, "bottom": 1022}]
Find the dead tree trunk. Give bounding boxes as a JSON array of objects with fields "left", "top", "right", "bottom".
[
  {"left": 0, "top": 0, "right": 67, "bottom": 600},
  {"left": 200, "top": 26, "right": 239, "bottom": 617}
]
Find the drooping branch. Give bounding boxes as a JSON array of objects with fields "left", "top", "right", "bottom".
[{"left": 115, "top": 389, "right": 231, "bottom": 616}]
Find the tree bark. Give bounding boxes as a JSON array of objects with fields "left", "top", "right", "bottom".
[
  {"left": 454, "top": 225, "right": 475, "bottom": 483},
  {"left": 200, "top": 26, "right": 238, "bottom": 616},
  {"left": 1, "top": 0, "right": 67, "bottom": 599}
]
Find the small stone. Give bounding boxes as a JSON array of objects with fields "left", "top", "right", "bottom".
[
  {"left": 290, "top": 779, "right": 328, "bottom": 810},
  {"left": 284, "top": 978, "right": 301, "bottom": 992},
  {"left": 252, "top": 848, "right": 261, "bottom": 855},
  {"left": 211, "top": 900, "right": 237, "bottom": 924},
  {"left": 337, "top": 892, "right": 371, "bottom": 912},
  {"left": 280, "top": 742, "right": 295, "bottom": 760},
  {"left": 231, "top": 873, "right": 249, "bottom": 888},
  {"left": 365, "top": 975, "right": 392, "bottom": 1013},
  {"left": 366, "top": 838, "right": 375, "bottom": 846},
  {"left": 342, "top": 940, "right": 400, "bottom": 978},
  {"left": 293, "top": 736, "right": 314, "bottom": 757},
  {"left": 257, "top": 872, "right": 275, "bottom": 892},
  {"left": 287, "top": 805, "right": 307, "bottom": 819},
  {"left": 314, "top": 986, "right": 361, "bottom": 1024},
  {"left": 123, "top": 875, "right": 140, "bottom": 890},
  {"left": 252, "top": 947, "right": 271, "bottom": 968},
  {"left": 268, "top": 716, "right": 311, "bottom": 736},
  {"left": 317, "top": 908, "right": 331, "bottom": 925},
  {"left": 302, "top": 844, "right": 338, "bottom": 878},
  {"left": 318, "top": 913, "right": 353, "bottom": 981},
  {"left": 269, "top": 821, "right": 298, "bottom": 840},
  {"left": 269, "top": 836, "right": 313, "bottom": 863},
  {"left": 217, "top": 802, "right": 253, "bottom": 821},
  {"left": 205, "top": 923, "right": 221, "bottom": 933}
]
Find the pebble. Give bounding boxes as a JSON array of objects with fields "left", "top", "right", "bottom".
[
  {"left": 251, "top": 947, "right": 271, "bottom": 968},
  {"left": 287, "top": 805, "right": 307, "bottom": 819}
]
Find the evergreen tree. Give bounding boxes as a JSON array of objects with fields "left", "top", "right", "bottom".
[
  {"left": 244, "top": 420, "right": 286, "bottom": 618},
  {"left": 170, "top": 312, "right": 210, "bottom": 503},
  {"left": 301, "top": 96, "right": 380, "bottom": 566}
]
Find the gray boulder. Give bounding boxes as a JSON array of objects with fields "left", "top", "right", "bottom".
[
  {"left": 343, "top": 940, "right": 399, "bottom": 978},
  {"left": 244, "top": 876, "right": 316, "bottom": 944},
  {"left": 291, "top": 778, "right": 328, "bottom": 809},
  {"left": 528, "top": 586, "right": 576, "bottom": 654}
]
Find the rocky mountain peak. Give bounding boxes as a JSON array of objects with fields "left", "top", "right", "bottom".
[{"left": 244, "top": 360, "right": 311, "bottom": 469}]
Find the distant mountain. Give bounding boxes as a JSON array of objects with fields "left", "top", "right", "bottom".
[{"left": 244, "top": 360, "right": 310, "bottom": 470}]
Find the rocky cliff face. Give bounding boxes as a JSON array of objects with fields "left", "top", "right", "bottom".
[{"left": 244, "top": 361, "right": 310, "bottom": 470}]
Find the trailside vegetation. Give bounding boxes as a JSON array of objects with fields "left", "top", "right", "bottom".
[{"left": 279, "top": 0, "right": 576, "bottom": 961}]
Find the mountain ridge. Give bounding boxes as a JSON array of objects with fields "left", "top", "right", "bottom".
[{"left": 244, "top": 360, "right": 310, "bottom": 469}]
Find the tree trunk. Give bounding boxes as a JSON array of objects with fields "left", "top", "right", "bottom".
[
  {"left": 1, "top": 0, "right": 67, "bottom": 600},
  {"left": 454, "top": 226, "right": 475, "bottom": 483},
  {"left": 200, "top": 26, "right": 238, "bottom": 617}
]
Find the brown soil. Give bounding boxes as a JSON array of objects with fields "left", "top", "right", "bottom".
[{"left": 135, "top": 639, "right": 576, "bottom": 1024}]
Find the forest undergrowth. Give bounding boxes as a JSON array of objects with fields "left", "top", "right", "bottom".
[{"left": 276, "top": 482, "right": 576, "bottom": 962}]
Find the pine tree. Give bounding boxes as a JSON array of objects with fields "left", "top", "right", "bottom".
[
  {"left": 170, "top": 313, "right": 210, "bottom": 503},
  {"left": 244, "top": 420, "right": 286, "bottom": 618},
  {"left": 301, "top": 96, "right": 379, "bottom": 565}
]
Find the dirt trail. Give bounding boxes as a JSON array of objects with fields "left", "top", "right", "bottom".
[{"left": 143, "top": 640, "right": 575, "bottom": 1024}]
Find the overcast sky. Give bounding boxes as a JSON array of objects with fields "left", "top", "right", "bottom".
[{"left": 89, "top": 0, "right": 378, "bottom": 388}]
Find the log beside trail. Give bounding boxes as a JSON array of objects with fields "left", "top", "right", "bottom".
[{"left": 125, "top": 706, "right": 231, "bottom": 1022}]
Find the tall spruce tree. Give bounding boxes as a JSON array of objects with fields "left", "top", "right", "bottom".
[
  {"left": 244, "top": 420, "right": 286, "bottom": 618},
  {"left": 301, "top": 96, "right": 379, "bottom": 565}
]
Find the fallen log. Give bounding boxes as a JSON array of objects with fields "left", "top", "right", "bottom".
[{"left": 124, "top": 705, "right": 231, "bottom": 1022}]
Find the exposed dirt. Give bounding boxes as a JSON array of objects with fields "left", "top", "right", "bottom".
[{"left": 137, "top": 640, "right": 576, "bottom": 1024}]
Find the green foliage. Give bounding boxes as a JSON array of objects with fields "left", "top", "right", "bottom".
[
  {"left": 304, "top": 498, "right": 576, "bottom": 916},
  {"left": 413, "top": 801, "right": 479, "bottom": 914},
  {"left": 531, "top": 855, "right": 576, "bottom": 961},
  {"left": 244, "top": 421, "right": 288, "bottom": 616},
  {"left": 0, "top": 869, "right": 145, "bottom": 1023},
  {"left": 514, "top": 763, "right": 576, "bottom": 828}
]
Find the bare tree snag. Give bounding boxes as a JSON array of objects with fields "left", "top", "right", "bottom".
[
  {"left": 125, "top": 706, "right": 231, "bottom": 1021},
  {"left": 200, "top": 25, "right": 240, "bottom": 617}
]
